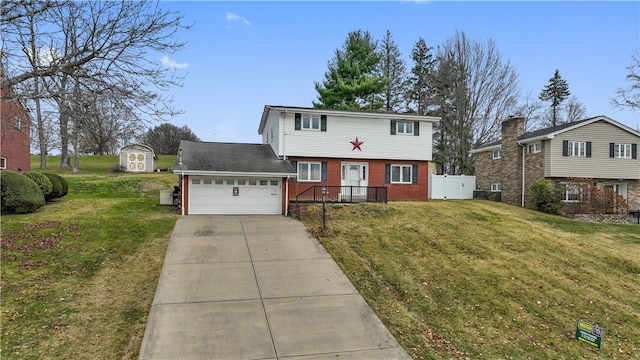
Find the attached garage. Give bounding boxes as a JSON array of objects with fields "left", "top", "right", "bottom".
[
  {"left": 174, "top": 141, "right": 296, "bottom": 215},
  {"left": 188, "top": 176, "right": 282, "bottom": 214}
]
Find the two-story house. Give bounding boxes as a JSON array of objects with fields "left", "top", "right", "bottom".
[
  {"left": 470, "top": 116, "right": 640, "bottom": 210},
  {"left": 1, "top": 65, "right": 32, "bottom": 172},
  {"left": 173, "top": 105, "right": 439, "bottom": 215}
]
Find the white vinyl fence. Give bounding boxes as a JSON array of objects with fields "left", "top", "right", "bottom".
[{"left": 428, "top": 174, "right": 476, "bottom": 200}]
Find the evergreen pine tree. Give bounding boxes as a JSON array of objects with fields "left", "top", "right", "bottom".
[
  {"left": 406, "top": 37, "right": 436, "bottom": 115},
  {"left": 539, "top": 69, "right": 571, "bottom": 126},
  {"left": 378, "top": 30, "right": 406, "bottom": 113},
  {"left": 313, "top": 30, "right": 385, "bottom": 111}
]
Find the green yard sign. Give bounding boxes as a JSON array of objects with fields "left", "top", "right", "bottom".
[{"left": 575, "top": 319, "right": 603, "bottom": 349}]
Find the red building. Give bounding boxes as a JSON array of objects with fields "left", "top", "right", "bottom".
[{"left": 1, "top": 66, "right": 32, "bottom": 172}]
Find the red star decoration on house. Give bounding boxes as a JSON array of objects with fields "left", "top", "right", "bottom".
[{"left": 350, "top": 137, "right": 364, "bottom": 151}]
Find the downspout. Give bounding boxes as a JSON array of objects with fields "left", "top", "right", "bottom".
[
  {"left": 281, "top": 110, "right": 287, "bottom": 160},
  {"left": 285, "top": 175, "right": 290, "bottom": 216},
  {"left": 181, "top": 172, "right": 185, "bottom": 216},
  {"left": 518, "top": 142, "right": 525, "bottom": 207}
]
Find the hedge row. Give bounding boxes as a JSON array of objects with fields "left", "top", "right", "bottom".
[{"left": 0, "top": 171, "right": 69, "bottom": 214}]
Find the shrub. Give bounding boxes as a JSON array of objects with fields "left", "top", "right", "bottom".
[
  {"left": 42, "top": 173, "right": 64, "bottom": 201},
  {"left": 44, "top": 173, "right": 68, "bottom": 197},
  {"left": 529, "top": 178, "right": 562, "bottom": 215},
  {"left": 1, "top": 170, "right": 46, "bottom": 214},
  {"left": 23, "top": 172, "right": 53, "bottom": 198}
]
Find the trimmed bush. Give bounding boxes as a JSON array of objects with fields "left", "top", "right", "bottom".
[
  {"left": 44, "top": 173, "right": 68, "bottom": 197},
  {"left": 42, "top": 173, "right": 64, "bottom": 201},
  {"left": 529, "top": 178, "right": 562, "bottom": 215},
  {"left": 1, "top": 170, "right": 46, "bottom": 214},
  {"left": 23, "top": 172, "right": 53, "bottom": 198}
]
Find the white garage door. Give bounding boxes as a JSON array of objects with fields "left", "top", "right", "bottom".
[{"left": 189, "top": 177, "right": 282, "bottom": 215}]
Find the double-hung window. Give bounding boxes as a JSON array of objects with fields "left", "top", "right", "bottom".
[
  {"left": 396, "top": 121, "right": 413, "bottom": 135},
  {"left": 528, "top": 142, "right": 541, "bottom": 154},
  {"left": 615, "top": 144, "right": 632, "bottom": 159},
  {"left": 297, "top": 162, "right": 321, "bottom": 182},
  {"left": 492, "top": 149, "right": 502, "bottom": 159},
  {"left": 563, "top": 140, "right": 590, "bottom": 157},
  {"left": 302, "top": 114, "right": 320, "bottom": 130},
  {"left": 391, "top": 165, "right": 412, "bottom": 183},
  {"left": 491, "top": 183, "right": 501, "bottom": 192}
]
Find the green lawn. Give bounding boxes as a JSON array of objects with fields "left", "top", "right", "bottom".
[
  {"left": 301, "top": 201, "right": 640, "bottom": 359},
  {"left": 2, "top": 156, "right": 639, "bottom": 359}
]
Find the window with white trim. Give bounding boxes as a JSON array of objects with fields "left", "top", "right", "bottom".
[
  {"left": 615, "top": 144, "right": 632, "bottom": 159},
  {"left": 13, "top": 117, "right": 21, "bottom": 130},
  {"left": 528, "top": 142, "right": 541, "bottom": 154},
  {"left": 396, "top": 121, "right": 413, "bottom": 135},
  {"left": 297, "top": 162, "right": 321, "bottom": 182},
  {"left": 568, "top": 141, "right": 586, "bottom": 157},
  {"left": 302, "top": 114, "right": 320, "bottom": 130},
  {"left": 491, "top": 183, "right": 501, "bottom": 192},
  {"left": 0, "top": 157, "right": 6, "bottom": 169},
  {"left": 391, "top": 165, "right": 412, "bottom": 183},
  {"left": 561, "top": 182, "right": 588, "bottom": 202},
  {"left": 492, "top": 149, "right": 502, "bottom": 159}
]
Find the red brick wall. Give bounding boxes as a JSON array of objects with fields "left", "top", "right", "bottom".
[
  {"left": 286, "top": 157, "right": 429, "bottom": 201},
  {"left": 1, "top": 85, "right": 32, "bottom": 172}
]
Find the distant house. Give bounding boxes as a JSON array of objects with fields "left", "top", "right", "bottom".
[
  {"left": 470, "top": 116, "right": 640, "bottom": 210},
  {"left": 119, "top": 144, "right": 156, "bottom": 173},
  {"left": 173, "top": 105, "right": 440, "bottom": 215},
  {"left": 0, "top": 65, "right": 32, "bottom": 172}
]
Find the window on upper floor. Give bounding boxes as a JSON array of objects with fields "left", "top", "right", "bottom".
[
  {"left": 294, "top": 113, "right": 327, "bottom": 132},
  {"left": 492, "top": 149, "right": 502, "bottom": 159},
  {"left": 390, "top": 120, "right": 419, "bottom": 136},
  {"left": 563, "top": 140, "right": 591, "bottom": 157},
  {"left": 13, "top": 117, "right": 21, "bottom": 130},
  {"left": 528, "top": 142, "right": 541, "bottom": 154},
  {"left": 610, "top": 143, "right": 637, "bottom": 159},
  {"left": 491, "top": 183, "right": 501, "bottom": 192}
]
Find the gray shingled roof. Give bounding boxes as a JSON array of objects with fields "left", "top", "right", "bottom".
[{"left": 174, "top": 140, "right": 295, "bottom": 174}]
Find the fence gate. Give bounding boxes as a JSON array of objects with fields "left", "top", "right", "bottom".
[{"left": 428, "top": 174, "right": 476, "bottom": 200}]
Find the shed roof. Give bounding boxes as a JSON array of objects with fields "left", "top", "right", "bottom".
[{"left": 173, "top": 140, "right": 296, "bottom": 176}]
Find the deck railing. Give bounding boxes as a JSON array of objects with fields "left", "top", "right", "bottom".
[{"left": 294, "top": 185, "right": 387, "bottom": 204}]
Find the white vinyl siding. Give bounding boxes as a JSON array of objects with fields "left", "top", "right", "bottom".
[
  {"left": 547, "top": 121, "right": 640, "bottom": 179},
  {"left": 279, "top": 112, "right": 434, "bottom": 161}
]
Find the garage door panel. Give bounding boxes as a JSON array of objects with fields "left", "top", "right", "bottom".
[{"left": 189, "top": 177, "right": 281, "bottom": 215}]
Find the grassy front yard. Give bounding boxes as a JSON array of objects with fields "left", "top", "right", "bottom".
[
  {"left": 2, "top": 156, "right": 639, "bottom": 359},
  {"left": 301, "top": 201, "right": 640, "bottom": 359}
]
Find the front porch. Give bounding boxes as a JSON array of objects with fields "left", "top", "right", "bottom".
[{"left": 290, "top": 185, "right": 387, "bottom": 218}]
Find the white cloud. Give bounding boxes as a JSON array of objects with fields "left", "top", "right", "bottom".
[
  {"left": 225, "top": 12, "right": 251, "bottom": 26},
  {"left": 161, "top": 56, "right": 189, "bottom": 69}
]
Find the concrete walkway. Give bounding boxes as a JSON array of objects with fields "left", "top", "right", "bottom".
[{"left": 139, "top": 215, "right": 411, "bottom": 360}]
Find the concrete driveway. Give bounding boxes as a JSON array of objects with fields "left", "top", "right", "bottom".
[{"left": 138, "top": 215, "right": 411, "bottom": 360}]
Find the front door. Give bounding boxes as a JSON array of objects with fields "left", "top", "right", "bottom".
[{"left": 341, "top": 162, "right": 368, "bottom": 201}]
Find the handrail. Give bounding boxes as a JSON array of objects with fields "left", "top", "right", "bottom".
[{"left": 294, "top": 185, "right": 387, "bottom": 204}]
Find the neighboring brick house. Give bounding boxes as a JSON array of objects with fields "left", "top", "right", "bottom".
[
  {"left": 0, "top": 65, "right": 32, "bottom": 172},
  {"left": 470, "top": 116, "right": 640, "bottom": 210}
]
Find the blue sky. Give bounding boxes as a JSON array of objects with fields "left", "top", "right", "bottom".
[{"left": 158, "top": 1, "right": 639, "bottom": 143}]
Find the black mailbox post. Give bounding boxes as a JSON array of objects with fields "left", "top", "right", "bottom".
[{"left": 630, "top": 210, "right": 640, "bottom": 224}]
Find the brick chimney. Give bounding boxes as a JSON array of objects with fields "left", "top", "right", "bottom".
[{"left": 500, "top": 117, "right": 525, "bottom": 206}]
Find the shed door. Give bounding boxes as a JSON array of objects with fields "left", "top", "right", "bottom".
[
  {"left": 189, "top": 177, "right": 282, "bottom": 214},
  {"left": 128, "top": 153, "right": 145, "bottom": 172}
]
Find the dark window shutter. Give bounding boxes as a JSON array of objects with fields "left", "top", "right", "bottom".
[
  {"left": 291, "top": 161, "right": 297, "bottom": 182},
  {"left": 321, "top": 115, "right": 327, "bottom": 132},
  {"left": 390, "top": 120, "right": 396, "bottom": 135},
  {"left": 412, "top": 164, "right": 418, "bottom": 184},
  {"left": 586, "top": 142, "right": 592, "bottom": 158},
  {"left": 413, "top": 122, "right": 420, "bottom": 136},
  {"left": 562, "top": 140, "right": 569, "bottom": 156},
  {"left": 321, "top": 161, "right": 327, "bottom": 182},
  {"left": 385, "top": 164, "right": 391, "bottom": 184},
  {"left": 294, "top": 113, "right": 301, "bottom": 130},
  {"left": 632, "top": 144, "right": 638, "bottom": 159},
  {"left": 610, "top": 143, "right": 615, "bottom": 158}
]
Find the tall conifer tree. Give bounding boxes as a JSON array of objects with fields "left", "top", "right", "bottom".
[
  {"left": 378, "top": 30, "right": 406, "bottom": 113},
  {"left": 539, "top": 69, "right": 571, "bottom": 126}
]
